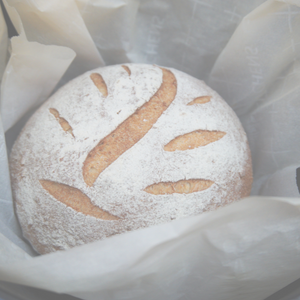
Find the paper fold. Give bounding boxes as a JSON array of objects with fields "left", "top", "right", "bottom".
[
  {"left": 0, "top": 4, "right": 8, "bottom": 82},
  {"left": 209, "top": 0, "right": 300, "bottom": 196},
  {"left": 1, "top": 197, "right": 300, "bottom": 300},
  {"left": 1, "top": 1, "right": 77, "bottom": 132}
]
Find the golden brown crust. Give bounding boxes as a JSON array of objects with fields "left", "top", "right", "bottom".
[
  {"left": 187, "top": 96, "right": 211, "bottom": 105},
  {"left": 49, "top": 108, "right": 74, "bottom": 137},
  {"left": 39, "top": 180, "right": 119, "bottom": 220},
  {"left": 83, "top": 68, "right": 178, "bottom": 186},
  {"left": 122, "top": 65, "right": 131, "bottom": 75},
  {"left": 164, "top": 130, "right": 226, "bottom": 152},
  {"left": 90, "top": 73, "right": 108, "bottom": 97},
  {"left": 144, "top": 179, "right": 214, "bottom": 195}
]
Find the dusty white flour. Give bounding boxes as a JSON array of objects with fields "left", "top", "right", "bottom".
[{"left": 10, "top": 64, "right": 251, "bottom": 253}]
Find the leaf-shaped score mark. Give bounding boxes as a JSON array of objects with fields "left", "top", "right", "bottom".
[
  {"left": 39, "top": 180, "right": 119, "bottom": 220},
  {"left": 90, "top": 73, "right": 108, "bottom": 97},
  {"left": 164, "top": 130, "right": 226, "bottom": 151},
  {"left": 83, "top": 67, "right": 177, "bottom": 187},
  {"left": 144, "top": 179, "right": 214, "bottom": 195},
  {"left": 187, "top": 96, "right": 211, "bottom": 105},
  {"left": 122, "top": 65, "right": 131, "bottom": 75},
  {"left": 49, "top": 108, "right": 74, "bottom": 137}
]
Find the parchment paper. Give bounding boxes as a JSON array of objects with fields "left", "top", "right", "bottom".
[
  {"left": 0, "top": 4, "right": 8, "bottom": 82},
  {"left": 209, "top": 0, "right": 300, "bottom": 197},
  {"left": 1, "top": 0, "right": 300, "bottom": 299}
]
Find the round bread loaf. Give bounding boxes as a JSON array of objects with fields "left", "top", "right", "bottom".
[{"left": 10, "top": 64, "right": 252, "bottom": 254}]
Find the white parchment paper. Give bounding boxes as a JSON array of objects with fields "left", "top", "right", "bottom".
[
  {"left": 209, "top": 0, "right": 300, "bottom": 198},
  {"left": 0, "top": 4, "right": 8, "bottom": 82},
  {"left": 0, "top": 0, "right": 300, "bottom": 299}
]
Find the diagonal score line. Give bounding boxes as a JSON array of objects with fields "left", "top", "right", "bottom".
[
  {"left": 83, "top": 68, "right": 178, "bottom": 186},
  {"left": 40, "top": 180, "right": 119, "bottom": 220}
]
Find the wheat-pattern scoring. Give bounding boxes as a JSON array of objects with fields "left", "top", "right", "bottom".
[
  {"left": 41, "top": 66, "right": 225, "bottom": 219},
  {"left": 10, "top": 64, "right": 253, "bottom": 255}
]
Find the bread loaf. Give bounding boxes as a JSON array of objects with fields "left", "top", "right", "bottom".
[{"left": 10, "top": 64, "right": 252, "bottom": 254}]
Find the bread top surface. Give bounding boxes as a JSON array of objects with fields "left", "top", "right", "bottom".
[{"left": 10, "top": 64, "right": 252, "bottom": 254}]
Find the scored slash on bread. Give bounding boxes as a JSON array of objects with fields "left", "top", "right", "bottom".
[
  {"left": 49, "top": 108, "right": 74, "bottom": 137},
  {"left": 39, "top": 180, "right": 119, "bottom": 220},
  {"left": 90, "top": 73, "right": 108, "bottom": 97},
  {"left": 122, "top": 65, "right": 131, "bottom": 75},
  {"left": 164, "top": 130, "right": 226, "bottom": 152},
  {"left": 144, "top": 179, "right": 214, "bottom": 195},
  {"left": 83, "top": 67, "right": 178, "bottom": 187},
  {"left": 187, "top": 96, "right": 211, "bottom": 105}
]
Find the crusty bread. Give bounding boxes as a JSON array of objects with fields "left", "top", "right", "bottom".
[{"left": 10, "top": 64, "right": 252, "bottom": 254}]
